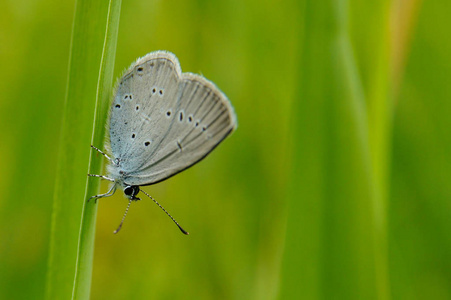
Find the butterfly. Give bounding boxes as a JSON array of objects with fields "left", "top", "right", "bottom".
[{"left": 89, "top": 51, "right": 237, "bottom": 234}]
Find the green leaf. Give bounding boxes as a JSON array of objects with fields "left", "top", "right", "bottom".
[{"left": 45, "top": 0, "right": 121, "bottom": 299}]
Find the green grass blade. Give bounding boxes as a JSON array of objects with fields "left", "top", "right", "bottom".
[
  {"left": 281, "top": 1, "right": 379, "bottom": 298},
  {"left": 45, "top": 0, "right": 121, "bottom": 299},
  {"left": 72, "top": 0, "right": 122, "bottom": 299},
  {"left": 365, "top": 2, "right": 392, "bottom": 299}
]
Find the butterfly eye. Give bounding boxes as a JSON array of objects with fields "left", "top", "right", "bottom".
[
  {"left": 124, "top": 186, "right": 133, "bottom": 196},
  {"left": 124, "top": 186, "right": 139, "bottom": 198}
]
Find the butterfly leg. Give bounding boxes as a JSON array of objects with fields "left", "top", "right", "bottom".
[
  {"left": 88, "top": 182, "right": 117, "bottom": 203},
  {"left": 91, "top": 145, "right": 116, "bottom": 165},
  {"left": 87, "top": 174, "right": 115, "bottom": 182}
]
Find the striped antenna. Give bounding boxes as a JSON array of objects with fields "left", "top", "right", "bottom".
[
  {"left": 140, "top": 189, "right": 189, "bottom": 235},
  {"left": 114, "top": 199, "right": 132, "bottom": 234}
]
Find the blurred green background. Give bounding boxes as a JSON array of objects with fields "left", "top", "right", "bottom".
[{"left": 0, "top": 0, "right": 450, "bottom": 299}]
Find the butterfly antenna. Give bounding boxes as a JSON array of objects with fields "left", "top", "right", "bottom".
[
  {"left": 114, "top": 199, "right": 132, "bottom": 234},
  {"left": 140, "top": 189, "right": 189, "bottom": 235}
]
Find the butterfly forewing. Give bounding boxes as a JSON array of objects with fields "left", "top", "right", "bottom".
[{"left": 109, "top": 51, "right": 237, "bottom": 186}]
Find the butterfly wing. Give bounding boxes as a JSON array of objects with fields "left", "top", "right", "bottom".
[{"left": 109, "top": 51, "right": 237, "bottom": 186}]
